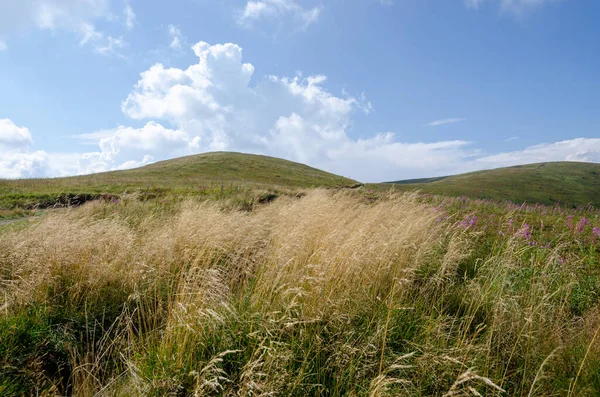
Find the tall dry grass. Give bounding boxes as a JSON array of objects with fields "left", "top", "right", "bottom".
[{"left": 0, "top": 190, "right": 598, "bottom": 396}]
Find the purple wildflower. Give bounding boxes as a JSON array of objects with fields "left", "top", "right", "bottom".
[
  {"left": 566, "top": 215, "right": 574, "bottom": 229},
  {"left": 516, "top": 223, "right": 532, "bottom": 241},
  {"left": 576, "top": 217, "right": 588, "bottom": 233},
  {"left": 459, "top": 215, "right": 477, "bottom": 229},
  {"left": 593, "top": 227, "right": 600, "bottom": 238}
]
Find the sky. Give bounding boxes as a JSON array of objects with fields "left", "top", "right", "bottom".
[{"left": 0, "top": 0, "right": 599, "bottom": 182}]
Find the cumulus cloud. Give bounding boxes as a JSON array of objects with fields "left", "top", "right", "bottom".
[
  {"left": 0, "top": 151, "right": 50, "bottom": 179},
  {"left": 34, "top": 41, "right": 569, "bottom": 181},
  {"left": 0, "top": 119, "right": 50, "bottom": 178},
  {"left": 0, "top": 118, "right": 34, "bottom": 150},
  {"left": 322, "top": 136, "right": 477, "bottom": 182},
  {"left": 4, "top": 41, "right": 598, "bottom": 182},
  {"left": 112, "top": 41, "right": 478, "bottom": 180},
  {"left": 76, "top": 122, "right": 199, "bottom": 174},
  {"left": 466, "top": 0, "right": 563, "bottom": 15},
  {"left": 236, "top": 0, "right": 323, "bottom": 31}
]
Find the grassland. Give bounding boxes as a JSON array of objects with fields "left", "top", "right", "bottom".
[
  {"left": 385, "top": 162, "right": 600, "bottom": 208},
  {"left": 1, "top": 156, "right": 600, "bottom": 395},
  {"left": 1, "top": 187, "right": 599, "bottom": 396},
  {"left": 0, "top": 152, "right": 358, "bottom": 219}
]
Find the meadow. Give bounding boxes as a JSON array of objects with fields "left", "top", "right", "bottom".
[
  {"left": 1, "top": 187, "right": 599, "bottom": 396},
  {"left": 385, "top": 162, "right": 600, "bottom": 208}
]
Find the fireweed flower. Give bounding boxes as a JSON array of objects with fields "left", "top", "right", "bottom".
[
  {"left": 459, "top": 215, "right": 477, "bottom": 229},
  {"left": 593, "top": 227, "right": 600, "bottom": 238},
  {"left": 516, "top": 224, "right": 532, "bottom": 240},
  {"left": 576, "top": 217, "right": 588, "bottom": 233},
  {"left": 566, "top": 215, "right": 574, "bottom": 229}
]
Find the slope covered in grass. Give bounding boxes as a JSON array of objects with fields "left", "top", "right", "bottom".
[
  {"left": 1, "top": 190, "right": 599, "bottom": 395},
  {"left": 386, "top": 162, "right": 600, "bottom": 207},
  {"left": 0, "top": 152, "right": 358, "bottom": 214}
]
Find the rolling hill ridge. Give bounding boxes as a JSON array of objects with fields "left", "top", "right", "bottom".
[
  {"left": 385, "top": 161, "right": 600, "bottom": 207},
  {"left": 0, "top": 152, "right": 358, "bottom": 214},
  {"left": 2, "top": 154, "right": 600, "bottom": 215}
]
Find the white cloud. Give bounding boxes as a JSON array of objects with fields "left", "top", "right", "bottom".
[
  {"left": 0, "top": 119, "right": 50, "bottom": 178},
  {"left": 0, "top": 151, "right": 50, "bottom": 179},
  {"left": 0, "top": 40, "right": 7, "bottom": 51},
  {"left": 78, "top": 22, "right": 103, "bottom": 45},
  {"left": 323, "top": 136, "right": 476, "bottom": 181},
  {"left": 4, "top": 41, "right": 599, "bottom": 182},
  {"left": 94, "top": 35, "right": 127, "bottom": 57},
  {"left": 475, "top": 138, "right": 600, "bottom": 167},
  {"left": 505, "top": 136, "right": 518, "bottom": 142},
  {"left": 124, "top": 3, "right": 135, "bottom": 30},
  {"left": 115, "top": 42, "right": 600, "bottom": 181},
  {"left": 0, "top": 0, "right": 127, "bottom": 56},
  {"left": 236, "top": 0, "right": 323, "bottom": 31},
  {"left": 424, "top": 118, "right": 466, "bottom": 127},
  {"left": 168, "top": 25, "right": 184, "bottom": 50},
  {"left": 466, "top": 0, "right": 563, "bottom": 15},
  {"left": 77, "top": 122, "right": 198, "bottom": 174},
  {"left": 0, "top": 119, "right": 34, "bottom": 150},
  {"left": 72, "top": 128, "right": 119, "bottom": 144},
  {"left": 0, "top": 0, "right": 109, "bottom": 41},
  {"left": 113, "top": 41, "right": 475, "bottom": 181}
]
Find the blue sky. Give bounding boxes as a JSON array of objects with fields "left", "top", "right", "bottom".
[{"left": 0, "top": 0, "right": 599, "bottom": 181}]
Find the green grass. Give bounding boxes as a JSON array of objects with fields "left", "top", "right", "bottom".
[
  {"left": 383, "top": 162, "right": 600, "bottom": 208},
  {"left": 0, "top": 152, "right": 358, "bottom": 218},
  {"left": 1, "top": 190, "right": 599, "bottom": 395}
]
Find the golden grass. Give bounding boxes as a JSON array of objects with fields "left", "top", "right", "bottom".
[{"left": 0, "top": 190, "right": 598, "bottom": 396}]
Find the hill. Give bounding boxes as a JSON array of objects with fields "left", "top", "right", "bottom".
[
  {"left": 0, "top": 152, "right": 358, "bottom": 214},
  {"left": 385, "top": 161, "right": 600, "bottom": 207}
]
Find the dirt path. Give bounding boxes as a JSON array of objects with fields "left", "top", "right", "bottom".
[{"left": 0, "top": 216, "right": 35, "bottom": 227}]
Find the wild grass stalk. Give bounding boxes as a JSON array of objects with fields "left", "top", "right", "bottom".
[{"left": 0, "top": 189, "right": 598, "bottom": 395}]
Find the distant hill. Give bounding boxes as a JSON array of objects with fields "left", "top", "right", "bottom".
[
  {"left": 0, "top": 152, "right": 358, "bottom": 211},
  {"left": 385, "top": 162, "right": 600, "bottom": 207}
]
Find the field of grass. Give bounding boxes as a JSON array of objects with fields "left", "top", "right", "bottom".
[
  {"left": 0, "top": 152, "right": 358, "bottom": 219},
  {"left": 1, "top": 187, "right": 599, "bottom": 396},
  {"left": 385, "top": 162, "right": 600, "bottom": 208}
]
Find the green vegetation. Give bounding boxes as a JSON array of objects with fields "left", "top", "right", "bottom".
[
  {"left": 385, "top": 162, "right": 600, "bottom": 207},
  {"left": 1, "top": 189, "right": 599, "bottom": 396},
  {"left": 1, "top": 155, "right": 600, "bottom": 395},
  {"left": 0, "top": 152, "right": 358, "bottom": 219}
]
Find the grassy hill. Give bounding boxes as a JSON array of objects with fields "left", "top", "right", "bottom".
[
  {"left": 385, "top": 161, "right": 600, "bottom": 207},
  {"left": 0, "top": 152, "right": 358, "bottom": 214}
]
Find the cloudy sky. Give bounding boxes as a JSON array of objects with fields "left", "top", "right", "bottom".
[{"left": 0, "top": 0, "right": 599, "bottom": 182}]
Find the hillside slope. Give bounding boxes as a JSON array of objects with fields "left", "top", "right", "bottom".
[
  {"left": 386, "top": 162, "right": 600, "bottom": 207},
  {"left": 0, "top": 152, "right": 358, "bottom": 211}
]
